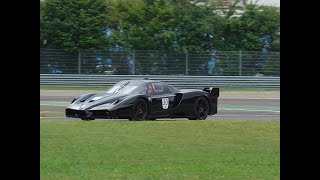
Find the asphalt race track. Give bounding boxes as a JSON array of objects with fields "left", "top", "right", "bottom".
[{"left": 40, "top": 90, "right": 280, "bottom": 121}]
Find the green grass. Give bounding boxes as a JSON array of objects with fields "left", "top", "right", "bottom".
[
  {"left": 40, "top": 111, "right": 64, "bottom": 117},
  {"left": 40, "top": 85, "right": 279, "bottom": 92},
  {"left": 40, "top": 120, "right": 280, "bottom": 179}
]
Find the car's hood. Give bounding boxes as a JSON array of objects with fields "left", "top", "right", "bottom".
[{"left": 69, "top": 93, "right": 128, "bottom": 110}]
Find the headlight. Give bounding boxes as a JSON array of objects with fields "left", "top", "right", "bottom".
[
  {"left": 91, "top": 100, "right": 121, "bottom": 110},
  {"left": 91, "top": 103, "right": 112, "bottom": 110}
]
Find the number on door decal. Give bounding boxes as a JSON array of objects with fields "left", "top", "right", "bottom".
[{"left": 162, "top": 98, "right": 169, "bottom": 109}]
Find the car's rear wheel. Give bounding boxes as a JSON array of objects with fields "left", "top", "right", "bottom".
[
  {"left": 129, "top": 99, "right": 148, "bottom": 121},
  {"left": 188, "top": 97, "right": 209, "bottom": 120}
]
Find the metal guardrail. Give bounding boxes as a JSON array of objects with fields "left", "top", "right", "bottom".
[{"left": 40, "top": 74, "right": 280, "bottom": 88}]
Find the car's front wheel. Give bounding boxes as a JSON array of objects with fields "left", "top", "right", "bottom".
[
  {"left": 129, "top": 98, "right": 148, "bottom": 121},
  {"left": 148, "top": 117, "right": 157, "bottom": 121},
  {"left": 188, "top": 97, "right": 209, "bottom": 120},
  {"left": 80, "top": 117, "right": 95, "bottom": 121}
]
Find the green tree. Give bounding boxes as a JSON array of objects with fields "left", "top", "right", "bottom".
[
  {"left": 269, "top": 31, "right": 280, "bottom": 51},
  {"left": 170, "top": 0, "right": 226, "bottom": 51},
  {"left": 224, "top": 4, "right": 280, "bottom": 51},
  {"left": 113, "top": 0, "right": 175, "bottom": 50},
  {"left": 41, "top": 0, "right": 110, "bottom": 52},
  {"left": 112, "top": 0, "right": 227, "bottom": 51}
]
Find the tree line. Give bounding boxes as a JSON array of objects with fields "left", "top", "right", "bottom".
[{"left": 40, "top": 0, "right": 280, "bottom": 52}]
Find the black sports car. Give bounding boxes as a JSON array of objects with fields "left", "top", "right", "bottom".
[{"left": 65, "top": 79, "right": 219, "bottom": 121}]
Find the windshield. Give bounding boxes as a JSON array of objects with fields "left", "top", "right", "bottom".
[{"left": 106, "top": 85, "right": 147, "bottom": 94}]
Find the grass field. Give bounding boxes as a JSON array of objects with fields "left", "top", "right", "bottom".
[{"left": 40, "top": 120, "right": 280, "bottom": 179}]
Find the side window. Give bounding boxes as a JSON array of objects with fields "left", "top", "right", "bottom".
[
  {"left": 152, "top": 83, "right": 164, "bottom": 93},
  {"left": 147, "top": 84, "right": 155, "bottom": 94},
  {"left": 146, "top": 83, "right": 165, "bottom": 94},
  {"left": 169, "top": 85, "right": 179, "bottom": 93},
  {"left": 169, "top": 86, "right": 175, "bottom": 93}
]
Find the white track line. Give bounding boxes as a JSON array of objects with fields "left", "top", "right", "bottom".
[
  {"left": 220, "top": 97, "right": 279, "bottom": 100},
  {"left": 219, "top": 108, "right": 280, "bottom": 113},
  {"left": 213, "top": 114, "right": 279, "bottom": 117},
  {"left": 40, "top": 117, "right": 65, "bottom": 119}
]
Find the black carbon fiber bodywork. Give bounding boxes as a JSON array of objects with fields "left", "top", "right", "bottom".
[{"left": 65, "top": 79, "right": 219, "bottom": 120}]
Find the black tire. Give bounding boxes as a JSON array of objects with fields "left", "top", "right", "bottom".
[
  {"left": 188, "top": 97, "right": 209, "bottom": 120},
  {"left": 129, "top": 99, "right": 148, "bottom": 121},
  {"left": 80, "top": 117, "right": 95, "bottom": 121},
  {"left": 149, "top": 117, "right": 156, "bottom": 121}
]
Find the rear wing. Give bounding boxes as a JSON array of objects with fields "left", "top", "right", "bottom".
[
  {"left": 203, "top": 87, "right": 219, "bottom": 115},
  {"left": 203, "top": 87, "right": 219, "bottom": 97}
]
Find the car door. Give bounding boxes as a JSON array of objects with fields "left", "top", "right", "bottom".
[{"left": 148, "top": 83, "right": 175, "bottom": 116}]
